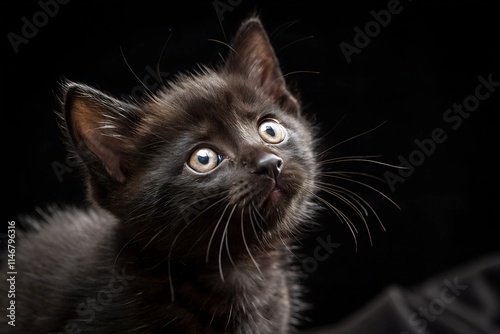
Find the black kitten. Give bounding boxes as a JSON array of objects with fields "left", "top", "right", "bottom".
[{"left": 1, "top": 16, "right": 319, "bottom": 333}]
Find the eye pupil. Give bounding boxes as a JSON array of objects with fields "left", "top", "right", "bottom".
[
  {"left": 198, "top": 152, "right": 210, "bottom": 165},
  {"left": 265, "top": 126, "right": 275, "bottom": 137}
]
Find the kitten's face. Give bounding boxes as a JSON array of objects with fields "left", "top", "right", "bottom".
[{"left": 62, "top": 17, "right": 316, "bottom": 263}]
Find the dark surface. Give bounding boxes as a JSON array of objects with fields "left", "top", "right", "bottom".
[
  {"left": 305, "top": 254, "right": 500, "bottom": 334},
  {"left": 3, "top": 0, "right": 499, "bottom": 330}
]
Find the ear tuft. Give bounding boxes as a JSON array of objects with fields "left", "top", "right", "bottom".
[{"left": 61, "top": 81, "right": 140, "bottom": 183}]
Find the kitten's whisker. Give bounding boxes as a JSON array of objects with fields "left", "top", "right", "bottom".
[
  {"left": 252, "top": 202, "right": 269, "bottom": 227},
  {"left": 250, "top": 208, "right": 271, "bottom": 252},
  {"left": 160, "top": 317, "right": 178, "bottom": 329},
  {"left": 277, "top": 35, "right": 314, "bottom": 54},
  {"left": 309, "top": 190, "right": 359, "bottom": 247},
  {"left": 224, "top": 205, "right": 238, "bottom": 265},
  {"left": 140, "top": 223, "right": 170, "bottom": 252},
  {"left": 319, "top": 170, "right": 385, "bottom": 183},
  {"left": 316, "top": 114, "right": 346, "bottom": 142},
  {"left": 316, "top": 183, "right": 374, "bottom": 245},
  {"left": 156, "top": 29, "right": 173, "bottom": 86},
  {"left": 320, "top": 181, "right": 387, "bottom": 232},
  {"left": 321, "top": 174, "right": 400, "bottom": 210},
  {"left": 219, "top": 204, "right": 238, "bottom": 282},
  {"left": 253, "top": 211, "right": 266, "bottom": 235},
  {"left": 207, "top": 39, "right": 240, "bottom": 60},
  {"left": 262, "top": 70, "right": 320, "bottom": 96},
  {"left": 319, "top": 155, "right": 407, "bottom": 170},
  {"left": 315, "top": 184, "right": 366, "bottom": 223},
  {"left": 281, "top": 70, "right": 322, "bottom": 79},
  {"left": 250, "top": 203, "right": 266, "bottom": 234},
  {"left": 307, "top": 190, "right": 358, "bottom": 250},
  {"left": 206, "top": 203, "right": 231, "bottom": 263},
  {"left": 340, "top": 191, "right": 369, "bottom": 218},
  {"left": 241, "top": 208, "right": 263, "bottom": 279},
  {"left": 159, "top": 189, "right": 229, "bottom": 222},
  {"left": 213, "top": 6, "right": 228, "bottom": 44},
  {"left": 186, "top": 195, "right": 232, "bottom": 252},
  {"left": 119, "top": 47, "right": 153, "bottom": 97},
  {"left": 113, "top": 229, "right": 146, "bottom": 269},
  {"left": 172, "top": 195, "right": 228, "bottom": 241},
  {"left": 179, "top": 190, "right": 230, "bottom": 217},
  {"left": 248, "top": 206, "right": 260, "bottom": 239},
  {"left": 209, "top": 306, "right": 217, "bottom": 328},
  {"left": 248, "top": 208, "right": 265, "bottom": 251},
  {"left": 270, "top": 19, "right": 301, "bottom": 43},
  {"left": 280, "top": 236, "right": 300, "bottom": 262},
  {"left": 315, "top": 187, "right": 363, "bottom": 243},
  {"left": 317, "top": 181, "right": 367, "bottom": 213},
  {"left": 319, "top": 154, "right": 380, "bottom": 163},
  {"left": 225, "top": 304, "right": 233, "bottom": 330},
  {"left": 341, "top": 191, "right": 376, "bottom": 245},
  {"left": 316, "top": 121, "right": 387, "bottom": 158},
  {"left": 251, "top": 202, "right": 274, "bottom": 248}
]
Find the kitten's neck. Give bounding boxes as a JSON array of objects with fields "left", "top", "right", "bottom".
[{"left": 116, "top": 238, "right": 292, "bottom": 333}]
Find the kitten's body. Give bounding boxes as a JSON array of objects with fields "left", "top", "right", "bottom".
[
  {"left": 8, "top": 207, "right": 297, "bottom": 333},
  {"left": 1, "top": 17, "right": 316, "bottom": 333}
]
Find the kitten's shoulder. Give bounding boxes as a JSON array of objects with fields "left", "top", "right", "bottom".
[{"left": 0, "top": 206, "right": 120, "bottom": 331}]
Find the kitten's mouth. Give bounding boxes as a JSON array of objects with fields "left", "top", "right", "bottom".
[{"left": 261, "top": 178, "right": 286, "bottom": 207}]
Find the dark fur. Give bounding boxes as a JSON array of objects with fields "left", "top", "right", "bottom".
[{"left": 1, "top": 16, "right": 319, "bottom": 333}]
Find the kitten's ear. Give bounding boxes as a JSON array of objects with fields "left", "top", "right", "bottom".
[
  {"left": 61, "top": 81, "right": 139, "bottom": 183},
  {"left": 225, "top": 16, "right": 300, "bottom": 113}
]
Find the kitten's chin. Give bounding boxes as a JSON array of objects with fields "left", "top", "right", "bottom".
[{"left": 268, "top": 188, "right": 283, "bottom": 205}]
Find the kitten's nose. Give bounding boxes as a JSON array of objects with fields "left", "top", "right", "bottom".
[{"left": 254, "top": 154, "right": 283, "bottom": 179}]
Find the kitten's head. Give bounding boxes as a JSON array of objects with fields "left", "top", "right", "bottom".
[{"left": 61, "top": 16, "right": 317, "bottom": 264}]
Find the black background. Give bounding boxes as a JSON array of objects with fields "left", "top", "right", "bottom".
[{"left": 3, "top": 0, "right": 499, "bottom": 330}]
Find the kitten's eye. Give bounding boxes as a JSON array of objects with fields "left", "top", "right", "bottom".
[
  {"left": 258, "top": 120, "right": 287, "bottom": 144},
  {"left": 188, "top": 148, "right": 221, "bottom": 173}
]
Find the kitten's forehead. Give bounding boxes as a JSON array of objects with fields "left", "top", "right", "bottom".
[{"left": 147, "top": 71, "right": 275, "bottom": 142}]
